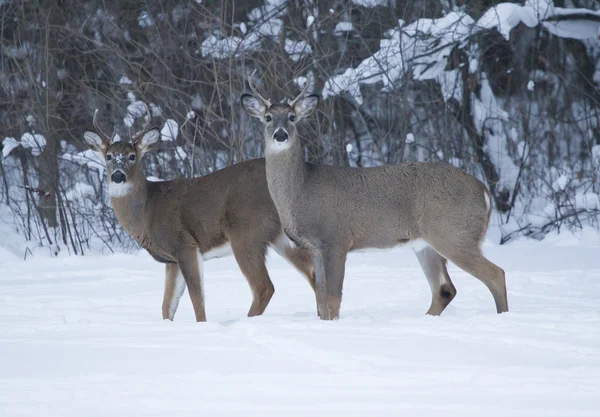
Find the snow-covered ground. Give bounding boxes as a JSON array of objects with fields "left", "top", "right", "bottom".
[{"left": 1, "top": 231, "right": 600, "bottom": 416}]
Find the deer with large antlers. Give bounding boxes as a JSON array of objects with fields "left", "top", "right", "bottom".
[
  {"left": 83, "top": 104, "right": 317, "bottom": 321},
  {"left": 241, "top": 72, "right": 508, "bottom": 320}
]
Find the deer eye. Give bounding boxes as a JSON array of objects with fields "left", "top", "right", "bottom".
[
  {"left": 106, "top": 154, "right": 112, "bottom": 161},
  {"left": 289, "top": 114, "right": 295, "bottom": 122},
  {"left": 129, "top": 154, "right": 136, "bottom": 161},
  {"left": 265, "top": 115, "right": 272, "bottom": 122}
]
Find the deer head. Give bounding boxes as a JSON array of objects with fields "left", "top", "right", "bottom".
[
  {"left": 83, "top": 103, "right": 160, "bottom": 197},
  {"left": 241, "top": 70, "right": 319, "bottom": 152}
]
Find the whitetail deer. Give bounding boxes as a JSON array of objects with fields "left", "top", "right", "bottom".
[
  {"left": 241, "top": 72, "right": 508, "bottom": 320},
  {"left": 83, "top": 104, "right": 316, "bottom": 322}
]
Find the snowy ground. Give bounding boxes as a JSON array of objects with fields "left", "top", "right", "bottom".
[{"left": 1, "top": 231, "right": 600, "bottom": 416}]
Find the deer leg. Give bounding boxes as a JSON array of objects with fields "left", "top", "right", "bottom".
[
  {"left": 312, "top": 248, "right": 347, "bottom": 320},
  {"left": 436, "top": 244, "right": 508, "bottom": 314},
  {"left": 162, "top": 263, "right": 186, "bottom": 320},
  {"left": 414, "top": 246, "right": 457, "bottom": 316},
  {"left": 177, "top": 248, "right": 207, "bottom": 322},
  {"left": 230, "top": 238, "right": 274, "bottom": 317},
  {"left": 280, "top": 247, "right": 319, "bottom": 316},
  {"left": 325, "top": 249, "right": 347, "bottom": 320},
  {"left": 311, "top": 251, "right": 330, "bottom": 320}
]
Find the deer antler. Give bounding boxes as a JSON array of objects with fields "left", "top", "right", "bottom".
[
  {"left": 132, "top": 102, "right": 152, "bottom": 144},
  {"left": 288, "top": 74, "right": 312, "bottom": 107},
  {"left": 93, "top": 109, "right": 116, "bottom": 143},
  {"left": 248, "top": 69, "right": 272, "bottom": 107}
]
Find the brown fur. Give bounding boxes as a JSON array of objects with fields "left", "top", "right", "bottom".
[
  {"left": 83, "top": 130, "right": 316, "bottom": 322},
  {"left": 242, "top": 89, "right": 508, "bottom": 320}
]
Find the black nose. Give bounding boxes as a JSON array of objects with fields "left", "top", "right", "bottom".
[
  {"left": 273, "top": 129, "right": 288, "bottom": 143},
  {"left": 111, "top": 171, "right": 126, "bottom": 184}
]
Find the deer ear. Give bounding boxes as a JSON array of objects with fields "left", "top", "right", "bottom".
[
  {"left": 241, "top": 94, "right": 267, "bottom": 119},
  {"left": 83, "top": 131, "right": 108, "bottom": 153},
  {"left": 135, "top": 128, "right": 160, "bottom": 155},
  {"left": 294, "top": 94, "right": 320, "bottom": 121}
]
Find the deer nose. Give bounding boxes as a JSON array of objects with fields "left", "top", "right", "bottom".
[
  {"left": 111, "top": 171, "right": 126, "bottom": 184},
  {"left": 273, "top": 129, "right": 288, "bottom": 143}
]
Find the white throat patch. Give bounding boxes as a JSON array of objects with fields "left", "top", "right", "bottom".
[
  {"left": 109, "top": 182, "right": 132, "bottom": 198},
  {"left": 267, "top": 138, "right": 293, "bottom": 154}
]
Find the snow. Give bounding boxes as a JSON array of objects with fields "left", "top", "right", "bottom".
[
  {"left": 124, "top": 100, "right": 150, "bottom": 128},
  {"left": 138, "top": 11, "right": 154, "bottom": 28},
  {"left": 323, "top": 3, "right": 600, "bottom": 104},
  {"left": 405, "top": 132, "right": 415, "bottom": 144},
  {"left": 20, "top": 132, "right": 46, "bottom": 156},
  {"left": 527, "top": 80, "right": 535, "bottom": 91},
  {"left": 284, "top": 39, "right": 312, "bottom": 62},
  {"left": 175, "top": 146, "right": 187, "bottom": 160},
  {"left": 351, "top": 0, "right": 388, "bottom": 7},
  {"left": 119, "top": 76, "right": 132, "bottom": 85},
  {"left": 0, "top": 235, "right": 599, "bottom": 415},
  {"left": 62, "top": 149, "right": 106, "bottom": 175},
  {"left": 334, "top": 21, "right": 354, "bottom": 35},
  {"left": 2, "top": 137, "right": 20, "bottom": 158},
  {"left": 306, "top": 16, "right": 315, "bottom": 28},
  {"left": 552, "top": 174, "right": 569, "bottom": 191},
  {"left": 160, "top": 119, "right": 179, "bottom": 142}
]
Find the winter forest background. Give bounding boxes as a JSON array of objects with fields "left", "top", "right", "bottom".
[{"left": 2, "top": 0, "right": 600, "bottom": 256}]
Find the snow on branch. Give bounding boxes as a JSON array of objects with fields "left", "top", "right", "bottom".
[{"left": 323, "top": 1, "right": 600, "bottom": 104}]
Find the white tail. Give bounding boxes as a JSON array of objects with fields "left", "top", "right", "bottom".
[
  {"left": 241, "top": 74, "right": 508, "bottom": 320},
  {"left": 84, "top": 107, "right": 317, "bottom": 322}
]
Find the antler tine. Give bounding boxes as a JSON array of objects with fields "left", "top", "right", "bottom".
[
  {"left": 93, "top": 109, "right": 115, "bottom": 143},
  {"left": 248, "top": 69, "right": 272, "bottom": 107},
  {"left": 132, "top": 102, "right": 152, "bottom": 143},
  {"left": 288, "top": 74, "right": 312, "bottom": 107}
]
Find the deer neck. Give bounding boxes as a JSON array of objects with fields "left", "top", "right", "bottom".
[
  {"left": 109, "top": 178, "right": 149, "bottom": 240},
  {"left": 264, "top": 136, "right": 306, "bottom": 223}
]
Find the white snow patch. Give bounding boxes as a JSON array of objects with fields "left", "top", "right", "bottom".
[
  {"left": 351, "top": 0, "right": 388, "bottom": 6},
  {"left": 175, "top": 146, "right": 187, "bottom": 160},
  {"left": 125, "top": 100, "right": 150, "bottom": 128},
  {"left": 2, "top": 137, "right": 20, "bottom": 158},
  {"left": 405, "top": 133, "right": 415, "bottom": 144},
  {"left": 138, "top": 11, "right": 154, "bottom": 28},
  {"left": 119, "top": 76, "right": 133, "bottom": 85},
  {"left": 527, "top": 80, "right": 535, "bottom": 91},
  {"left": 334, "top": 21, "right": 354, "bottom": 35},
  {"left": 65, "top": 182, "right": 96, "bottom": 207},
  {"left": 284, "top": 39, "right": 312, "bottom": 62},
  {"left": 62, "top": 149, "right": 106, "bottom": 174},
  {"left": 552, "top": 174, "right": 569, "bottom": 192},
  {"left": 307, "top": 16, "right": 315, "bottom": 28},
  {"left": 21, "top": 133, "right": 46, "bottom": 156},
  {"left": 161, "top": 119, "right": 179, "bottom": 142}
]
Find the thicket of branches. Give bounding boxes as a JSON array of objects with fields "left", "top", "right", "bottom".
[{"left": 2, "top": 0, "right": 600, "bottom": 256}]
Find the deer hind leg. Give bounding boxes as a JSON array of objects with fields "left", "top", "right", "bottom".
[
  {"left": 230, "top": 238, "right": 274, "bottom": 317},
  {"left": 279, "top": 246, "right": 319, "bottom": 316},
  {"left": 414, "top": 246, "right": 457, "bottom": 316},
  {"left": 162, "top": 263, "right": 186, "bottom": 320},
  {"left": 435, "top": 243, "right": 508, "bottom": 314},
  {"left": 177, "top": 247, "right": 207, "bottom": 322},
  {"left": 312, "top": 248, "right": 347, "bottom": 320}
]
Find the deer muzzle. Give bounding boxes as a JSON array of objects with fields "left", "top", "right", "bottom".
[
  {"left": 273, "top": 128, "right": 289, "bottom": 143},
  {"left": 111, "top": 170, "right": 126, "bottom": 184}
]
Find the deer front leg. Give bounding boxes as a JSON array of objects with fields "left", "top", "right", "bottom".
[
  {"left": 312, "top": 248, "right": 347, "bottom": 320},
  {"left": 162, "top": 263, "right": 186, "bottom": 320},
  {"left": 177, "top": 247, "right": 207, "bottom": 322}
]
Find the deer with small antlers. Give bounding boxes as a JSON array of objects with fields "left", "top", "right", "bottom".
[
  {"left": 83, "top": 104, "right": 317, "bottom": 321},
  {"left": 241, "top": 72, "right": 508, "bottom": 320}
]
